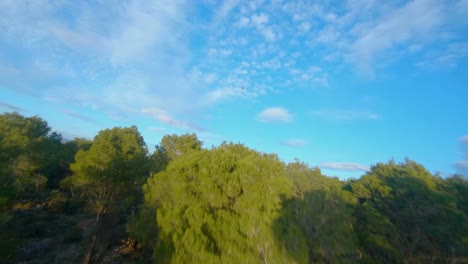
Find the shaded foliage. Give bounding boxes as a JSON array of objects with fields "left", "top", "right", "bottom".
[
  {"left": 66, "top": 126, "right": 149, "bottom": 220},
  {"left": 346, "top": 160, "right": 467, "bottom": 263},
  {"left": 275, "top": 161, "right": 358, "bottom": 263},
  {"left": 0, "top": 112, "right": 56, "bottom": 196}
]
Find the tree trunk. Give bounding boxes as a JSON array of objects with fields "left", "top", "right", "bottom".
[{"left": 82, "top": 235, "right": 97, "bottom": 264}]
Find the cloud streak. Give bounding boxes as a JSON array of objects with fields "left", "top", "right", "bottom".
[
  {"left": 349, "top": 0, "right": 443, "bottom": 73},
  {"left": 58, "top": 108, "right": 96, "bottom": 124},
  {"left": 320, "top": 162, "right": 369, "bottom": 172},
  {"left": 310, "top": 109, "right": 381, "bottom": 121},
  {"left": 141, "top": 108, "right": 204, "bottom": 132},
  {"left": 282, "top": 138, "right": 308, "bottom": 147},
  {"left": 0, "top": 102, "right": 23, "bottom": 112}
]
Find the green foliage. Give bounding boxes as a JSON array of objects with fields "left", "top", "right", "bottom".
[
  {"left": 127, "top": 205, "right": 158, "bottom": 249},
  {"left": 277, "top": 161, "right": 358, "bottom": 263},
  {"left": 143, "top": 142, "right": 294, "bottom": 263},
  {"left": 346, "top": 159, "right": 467, "bottom": 262},
  {"left": 159, "top": 133, "right": 202, "bottom": 161},
  {"left": 0, "top": 112, "right": 53, "bottom": 196},
  {"left": 151, "top": 133, "right": 202, "bottom": 173},
  {"left": 0, "top": 112, "right": 78, "bottom": 199},
  {"left": 0, "top": 112, "right": 466, "bottom": 263},
  {"left": 67, "top": 126, "right": 149, "bottom": 219}
]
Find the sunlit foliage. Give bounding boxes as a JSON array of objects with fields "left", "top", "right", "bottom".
[{"left": 143, "top": 142, "right": 295, "bottom": 263}]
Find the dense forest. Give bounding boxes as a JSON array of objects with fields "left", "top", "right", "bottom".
[{"left": 0, "top": 112, "right": 466, "bottom": 263}]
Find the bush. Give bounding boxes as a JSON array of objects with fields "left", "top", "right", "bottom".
[
  {"left": 46, "top": 191, "right": 68, "bottom": 212},
  {"left": 64, "top": 197, "right": 85, "bottom": 215}
]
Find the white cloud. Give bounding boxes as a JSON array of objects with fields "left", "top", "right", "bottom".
[
  {"left": 298, "top": 22, "right": 312, "bottom": 34},
  {"left": 316, "top": 26, "right": 340, "bottom": 44},
  {"left": 349, "top": 0, "right": 443, "bottom": 73},
  {"left": 285, "top": 66, "right": 329, "bottom": 87},
  {"left": 251, "top": 12, "right": 269, "bottom": 25},
  {"left": 205, "top": 87, "right": 247, "bottom": 103},
  {"left": 141, "top": 108, "right": 203, "bottom": 131},
  {"left": 261, "top": 26, "right": 277, "bottom": 42},
  {"left": 0, "top": 0, "right": 215, "bottom": 131},
  {"left": 208, "top": 48, "right": 233, "bottom": 56},
  {"left": 237, "top": 16, "right": 250, "bottom": 27},
  {"left": 320, "top": 162, "right": 369, "bottom": 171},
  {"left": 282, "top": 138, "right": 308, "bottom": 147},
  {"left": 204, "top": 73, "right": 218, "bottom": 84},
  {"left": 0, "top": 0, "right": 466, "bottom": 134},
  {"left": 417, "top": 42, "right": 468, "bottom": 68},
  {"left": 213, "top": 0, "right": 240, "bottom": 24},
  {"left": 249, "top": 12, "right": 277, "bottom": 42},
  {"left": 257, "top": 107, "right": 293, "bottom": 123},
  {"left": 310, "top": 109, "right": 381, "bottom": 121}
]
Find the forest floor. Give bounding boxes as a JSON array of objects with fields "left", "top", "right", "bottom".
[{"left": 1, "top": 197, "right": 145, "bottom": 264}]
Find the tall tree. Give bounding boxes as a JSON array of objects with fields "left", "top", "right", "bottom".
[
  {"left": 275, "top": 161, "right": 358, "bottom": 263},
  {"left": 142, "top": 142, "right": 294, "bottom": 263},
  {"left": 68, "top": 126, "right": 148, "bottom": 221},
  {"left": 0, "top": 112, "right": 59, "bottom": 195},
  {"left": 346, "top": 160, "right": 466, "bottom": 262}
]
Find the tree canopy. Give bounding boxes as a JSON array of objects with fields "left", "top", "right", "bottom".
[
  {"left": 143, "top": 142, "right": 295, "bottom": 263},
  {"left": 1, "top": 112, "right": 466, "bottom": 263},
  {"left": 151, "top": 133, "right": 202, "bottom": 173},
  {"left": 68, "top": 126, "right": 148, "bottom": 220}
]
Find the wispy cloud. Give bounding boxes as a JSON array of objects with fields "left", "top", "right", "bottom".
[
  {"left": 57, "top": 108, "right": 96, "bottom": 124},
  {"left": 257, "top": 107, "right": 293, "bottom": 123},
  {"left": 0, "top": 0, "right": 200, "bottom": 126},
  {"left": 141, "top": 108, "right": 203, "bottom": 132},
  {"left": 250, "top": 12, "right": 277, "bottom": 42},
  {"left": 348, "top": 0, "right": 443, "bottom": 73},
  {"left": 417, "top": 42, "right": 468, "bottom": 68},
  {"left": 0, "top": 0, "right": 466, "bottom": 134},
  {"left": 204, "top": 87, "right": 254, "bottom": 104},
  {"left": 282, "top": 138, "right": 308, "bottom": 147},
  {"left": 213, "top": 0, "right": 241, "bottom": 25},
  {"left": 320, "top": 162, "right": 369, "bottom": 172},
  {"left": 310, "top": 109, "right": 381, "bottom": 121},
  {"left": 284, "top": 66, "right": 329, "bottom": 88},
  {"left": 0, "top": 102, "right": 23, "bottom": 112},
  {"left": 148, "top": 126, "right": 166, "bottom": 134}
]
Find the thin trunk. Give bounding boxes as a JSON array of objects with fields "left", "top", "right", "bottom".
[
  {"left": 82, "top": 235, "right": 97, "bottom": 264},
  {"left": 96, "top": 207, "right": 104, "bottom": 223}
]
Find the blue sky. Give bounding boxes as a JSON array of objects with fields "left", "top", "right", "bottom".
[{"left": 1, "top": 0, "right": 467, "bottom": 179}]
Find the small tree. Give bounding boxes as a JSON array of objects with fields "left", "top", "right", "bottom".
[{"left": 68, "top": 126, "right": 148, "bottom": 221}]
